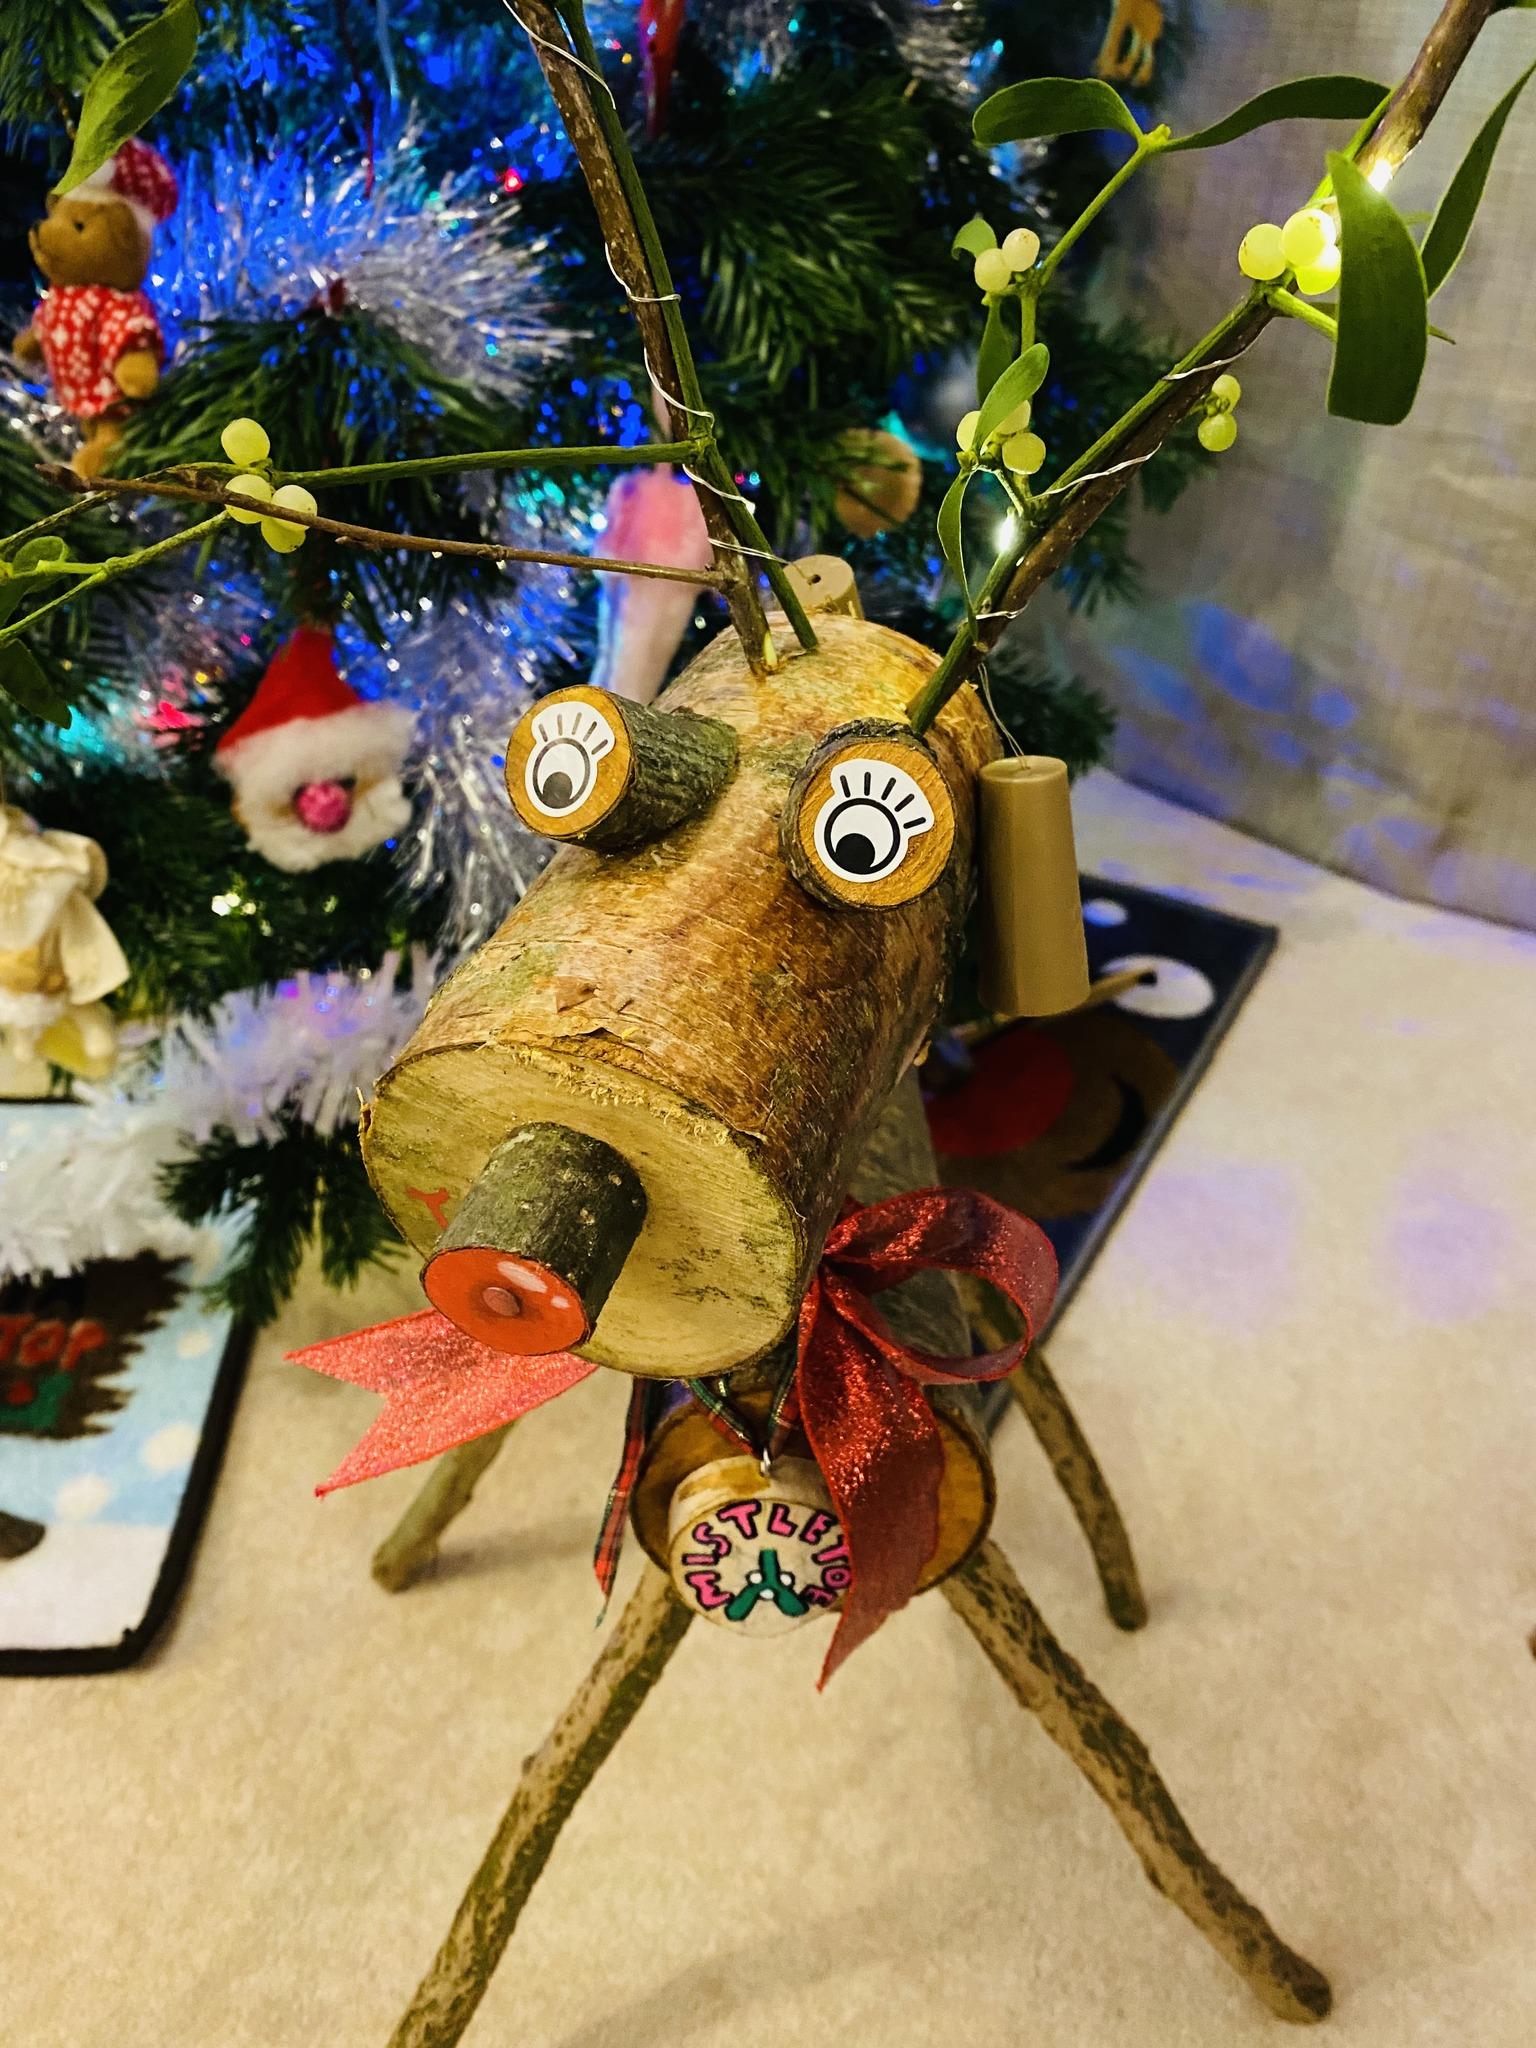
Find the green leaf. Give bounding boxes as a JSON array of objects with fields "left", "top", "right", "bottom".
[
  {"left": 937, "top": 472, "right": 973, "bottom": 618},
  {"left": 974, "top": 77, "right": 1141, "bottom": 150},
  {"left": 56, "top": 0, "right": 199, "bottom": 195},
  {"left": 976, "top": 299, "right": 1015, "bottom": 405},
  {"left": 1326, "top": 151, "right": 1428, "bottom": 426},
  {"left": 952, "top": 216, "right": 997, "bottom": 260},
  {"left": 0, "top": 641, "right": 71, "bottom": 725},
  {"left": 976, "top": 342, "right": 1050, "bottom": 445},
  {"left": 10, "top": 536, "right": 69, "bottom": 569},
  {"left": 1420, "top": 60, "right": 1536, "bottom": 296},
  {"left": 1164, "top": 74, "right": 1388, "bottom": 153}
]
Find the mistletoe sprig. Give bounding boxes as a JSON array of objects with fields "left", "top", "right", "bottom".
[{"left": 908, "top": 0, "right": 1533, "bottom": 732}]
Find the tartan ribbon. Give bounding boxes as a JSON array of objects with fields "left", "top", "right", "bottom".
[{"left": 289, "top": 1187, "right": 1055, "bottom": 1681}]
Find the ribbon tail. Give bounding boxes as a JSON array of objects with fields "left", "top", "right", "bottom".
[
  {"left": 797, "top": 1306, "right": 948, "bottom": 1689},
  {"left": 288, "top": 1310, "right": 597, "bottom": 1494}
]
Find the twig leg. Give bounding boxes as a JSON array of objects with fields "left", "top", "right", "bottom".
[
  {"left": 388, "top": 1564, "right": 692, "bottom": 2048},
  {"left": 1007, "top": 1350, "right": 1148, "bottom": 1630},
  {"left": 372, "top": 1425, "right": 517, "bottom": 1593},
  {"left": 943, "top": 1539, "right": 1331, "bottom": 2024}
]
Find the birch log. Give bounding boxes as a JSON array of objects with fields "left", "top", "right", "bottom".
[{"left": 364, "top": 618, "right": 995, "bottom": 1380}]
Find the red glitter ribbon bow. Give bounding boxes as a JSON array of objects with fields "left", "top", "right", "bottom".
[
  {"left": 795, "top": 1189, "right": 1057, "bottom": 1686},
  {"left": 291, "top": 1188, "right": 1056, "bottom": 1681}
]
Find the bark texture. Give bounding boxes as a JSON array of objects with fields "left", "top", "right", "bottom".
[
  {"left": 387, "top": 1564, "right": 692, "bottom": 2048},
  {"left": 944, "top": 1540, "right": 1331, "bottom": 2024},
  {"left": 371, "top": 1426, "right": 516, "bottom": 1594},
  {"left": 365, "top": 618, "right": 995, "bottom": 1379}
]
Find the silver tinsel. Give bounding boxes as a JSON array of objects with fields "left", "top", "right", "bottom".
[
  {"left": 346, "top": 535, "right": 591, "bottom": 953},
  {"left": 148, "top": 115, "right": 580, "bottom": 405}
]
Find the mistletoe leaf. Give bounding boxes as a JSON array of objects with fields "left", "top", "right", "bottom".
[
  {"left": 56, "top": 0, "right": 199, "bottom": 195},
  {"left": 1165, "top": 75, "right": 1388, "bottom": 153},
  {"left": 1326, "top": 151, "right": 1428, "bottom": 426},
  {"left": 952, "top": 216, "right": 997, "bottom": 260},
  {"left": 976, "top": 342, "right": 1050, "bottom": 445},
  {"left": 974, "top": 78, "right": 1141, "bottom": 149},
  {"left": 0, "top": 640, "right": 72, "bottom": 725},
  {"left": 1420, "top": 60, "right": 1536, "bottom": 296},
  {"left": 976, "top": 298, "right": 1016, "bottom": 405},
  {"left": 937, "top": 471, "right": 973, "bottom": 619}
]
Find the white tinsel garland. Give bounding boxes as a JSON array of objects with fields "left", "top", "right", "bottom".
[{"left": 0, "top": 956, "right": 437, "bottom": 1282}]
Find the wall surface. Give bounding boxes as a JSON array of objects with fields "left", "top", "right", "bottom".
[{"left": 1053, "top": 0, "right": 1536, "bottom": 926}]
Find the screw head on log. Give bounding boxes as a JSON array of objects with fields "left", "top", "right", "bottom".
[
  {"left": 782, "top": 720, "right": 958, "bottom": 910},
  {"left": 666, "top": 1455, "right": 848, "bottom": 1633}
]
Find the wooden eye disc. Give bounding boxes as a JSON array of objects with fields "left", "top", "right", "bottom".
[
  {"left": 506, "top": 685, "right": 633, "bottom": 839},
  {"left": 423, "top": 1247, "right": 591, "bottom": 1355},
  {"left": 783, "top": 719, "right": 957, "bottom": 909}
]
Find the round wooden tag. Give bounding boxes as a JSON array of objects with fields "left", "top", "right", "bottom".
[
  {"left": 783, "top": 720, "right": 957, "bottom": 909},
  {"left": 506, "top": 685, "right": 632, "bottom": 837},
  {"left": 666, "top": 1456, "right": 849, "bottom": 1634}
]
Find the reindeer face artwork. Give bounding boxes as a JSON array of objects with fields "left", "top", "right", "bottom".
[{"left": 362, "top": 614, "right": 999, "bottom": 1382}]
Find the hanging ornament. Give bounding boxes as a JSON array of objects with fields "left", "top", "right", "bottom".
[
  {"left": 213, "top": 628, "right": 413, "bottom": 872},
  {"left": 12, "top": 139, "right": 178, "bottom": 479},
  {"left": 1096, "top": 0, "right": 1164, "bottom": 89},
  {"left": 832, "top": 426, "right": 924, "bottom": 538},
  {"left": 639, "top": 0, "right": 688, "bottom": 136},
  {"left": 0, "top": 808, "right": 130, "bottom": 1086},
  {"left": 589, "top": 466, "right": 714, "bottom": 706}
]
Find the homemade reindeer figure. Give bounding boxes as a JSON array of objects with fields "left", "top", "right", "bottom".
[
  {"left": 299, "top": 573, "right": 1329, "bottom": 2040},
  {"left": 288, "top": 3, "right": 1333, "bottom": 2038}
]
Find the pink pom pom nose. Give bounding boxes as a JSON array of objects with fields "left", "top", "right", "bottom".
[{"left": 293, "top": 780, "right": 355, "bottom": 833}]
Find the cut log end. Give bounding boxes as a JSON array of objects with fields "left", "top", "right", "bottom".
[{"left": 423, "top": 1123, "right": 646, "bottom": 1356}]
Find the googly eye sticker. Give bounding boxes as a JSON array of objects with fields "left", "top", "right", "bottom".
[
  {"left": 784, "top": 723, "right": 957, "bottom": 908},
  {"left": 505, "top": 685, "right": 632, "bottom": 838}
]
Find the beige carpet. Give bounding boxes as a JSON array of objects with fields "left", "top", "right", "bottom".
[{"left": 4, "top": 772, "right": 1534, "bottom": 2047}]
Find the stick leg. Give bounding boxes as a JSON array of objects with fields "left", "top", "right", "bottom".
[
  {"left": 372, "top": 1425, "right": 516, "bottom": 1593},
  {"left": 1007, "top": 1349, "right": 1147, "bottom": 1631},
  {"left": 388, "top": 1564, "right": 692, "bottom": 2048},
  {"left": 943, "top": 1539, "right": 1330, "bottom": 2024}
]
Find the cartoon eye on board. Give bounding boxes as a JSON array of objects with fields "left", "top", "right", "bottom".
[
  {"left": 783, "top": 723, "right": 957, "bottom": 909},
  {"left": 523, "top": 702, "right": 616, "bottom": 818}
]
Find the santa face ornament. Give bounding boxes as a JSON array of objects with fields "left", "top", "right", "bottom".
[{"left": 213, "top": 629, "right": 414, "bottom": 873}]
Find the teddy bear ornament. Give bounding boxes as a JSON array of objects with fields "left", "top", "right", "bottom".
[{"left": 14, "top": 138, "right": 178, "bottom": 479}]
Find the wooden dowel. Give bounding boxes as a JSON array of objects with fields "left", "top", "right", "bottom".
[
  {"left": 943, "top": 1540, "right": 1331, "bottom": 2024},
  {"left": 371, "top": 1425, "right": 517, "bottom": 1593},
  {"left": 964, "top": 1276, "right": 1145, "bottom": 1630},
  {"left": 388, "top": 1564, "right": 692, "bottom": 2048},
  {"left": 1008, "top": 1349, "right": 1147, "bottom": 1631}
]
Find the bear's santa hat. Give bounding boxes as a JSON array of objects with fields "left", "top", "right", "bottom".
[
  {"left": 214, "top": 628, "right": 414, "bottom": 872},
  {"left": 67, "top": 139, "right": 179, "bottom": 249}
]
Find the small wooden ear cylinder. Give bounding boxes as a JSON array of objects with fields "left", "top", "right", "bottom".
[
  {"left": 976, "top": 756, "right": 1091, "bottom": 1018},
  {"left": 423, "top": 1122, "right": 647, "bottom": 1355},
  {"left": 784, "top": 554, "right": 864, "bottom": 620}
]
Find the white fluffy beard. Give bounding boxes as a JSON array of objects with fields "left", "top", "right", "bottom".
[{"left": 233, "top": 775, "right": 412, "bottom": 873}]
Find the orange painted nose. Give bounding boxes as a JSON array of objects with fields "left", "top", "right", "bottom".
[
  {"left": 424, "top": 1248, "right": 591, "bottom": 1356},
  {"left": 420, "top": 1122, "right": 647, "bottom": 1359}
]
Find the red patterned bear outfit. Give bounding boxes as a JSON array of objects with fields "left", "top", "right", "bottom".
[{"left": 28, "top": 284, "right": 164, "bottom": 421}]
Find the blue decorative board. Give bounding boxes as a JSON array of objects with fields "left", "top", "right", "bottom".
[{"left": 0, "top": 1107, "right": 248, "bottom": 1675}]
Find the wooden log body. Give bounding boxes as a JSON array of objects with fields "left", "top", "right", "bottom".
[{"left": 363, "top": 617, "right": 996, "bottom": 1380}]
